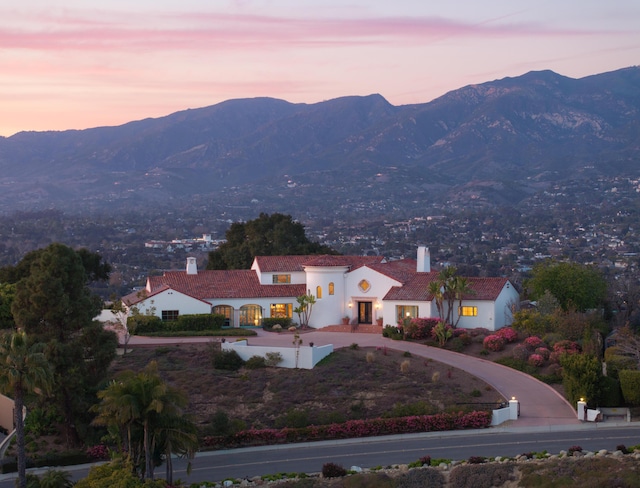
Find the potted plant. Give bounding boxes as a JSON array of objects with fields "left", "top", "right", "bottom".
[
  {"left": 376, "top": 317, "right": 383, "bottom": 327},
  {"left": 341, "top": 316, "right": 350, "bottom": 325}
]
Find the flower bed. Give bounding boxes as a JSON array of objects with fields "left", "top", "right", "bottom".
[{"left": 201, "top": 410, "right": 491, "bottom": 449}]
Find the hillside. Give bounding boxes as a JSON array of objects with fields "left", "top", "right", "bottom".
[{"left": 0, "top": 67, "right": 638, "bottom": 214}]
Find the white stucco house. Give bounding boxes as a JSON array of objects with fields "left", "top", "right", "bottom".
[{"left": 122, "top": 247, "right": 519, "bottom": 331}]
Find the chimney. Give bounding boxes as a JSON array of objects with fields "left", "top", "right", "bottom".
[
  {"left": 186, "top": 257, "right": 198, "bottom": 275},
  {"left": 417, "top": 246, "right": 430, "bottom": 273}
]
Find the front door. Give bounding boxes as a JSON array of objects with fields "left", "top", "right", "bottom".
[{"left": 358, "top": 301, "right": 372, "bottom": 324}]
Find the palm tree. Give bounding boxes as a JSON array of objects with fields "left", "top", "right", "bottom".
[
  {"left": 0, "top": 331, "right": 52, "bottom": 488},
  {"left": 93, "top": 361, "right": 193, "bottom": 481},
  {"left": 451, "top": 276, "right": 474, "bottom": 328},
  {"left": 155, "top": 414, "right": 198, "bottom": 485}
]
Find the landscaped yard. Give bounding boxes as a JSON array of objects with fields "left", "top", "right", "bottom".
[{"left": 109, "top": 342, "right": 505, "bottom": 435}]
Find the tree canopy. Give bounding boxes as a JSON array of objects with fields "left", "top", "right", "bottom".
[
  {"left": 3, "top": 243, "right": 117, "bottom": 446},
  {"left": 526, "top": 260, "right": 607, "bottom": 312},
  {"left": 207, "top": 213, "right": 337, "bottom": 270}
]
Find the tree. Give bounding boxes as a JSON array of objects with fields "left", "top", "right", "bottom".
[
  {"left": 207, "top": 213, "right": 337, "bottom": 270},
  {"left": 0, "top": 331, "right": 53, "bottom": 488},
  {"left": 293, "top": 294, "right": 316, "bottom": 329},
  {"left": 0, "top": 283, "right": 15, "bottom": 329},
  {"left": 427, "top": 267, "right": 474, "bottom": 327},
  {"left": 560, "top": 353, "right": 603, "bottom": 407},
  {"left": 526, "top": 260, "right": 607, "bottom": 312},
  {"left": 611, "top": 325, "right": 640, "bottom": 369},
  {"left": 92, "top": 361, "right": 195, "bottom": 481},
  {"left": 9, "top": 243, "right": 117, "bottom": 446}
]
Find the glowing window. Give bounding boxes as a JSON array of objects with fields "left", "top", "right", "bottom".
[
  {"left": 459, "top": 306, "right": 478, "bottom": 317},
  {"left": 328, "top": 282, "right": 335, "bottom": 295}
]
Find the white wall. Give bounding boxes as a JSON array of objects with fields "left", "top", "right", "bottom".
[
  {"left": 381, "top": 300, "right": 433, "bottom": 326},
  {"left": 207, "top": 297, "right": 299, "bottom": 327},
  {"left": 222, "top": 340, "right": 333, "bottom": 369},
  {"left": 344, "top": 267, "right": 402, "bottom": 325},
  {"left": 304, "top": 265, "right": 349, "bottom": 327},
  {"left": 133, "top": 289, "right": 212, "bottom": 317}
]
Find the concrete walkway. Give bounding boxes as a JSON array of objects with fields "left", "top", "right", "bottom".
[{"left": 126, "top": 328, "right": 580, "bottom": 428}]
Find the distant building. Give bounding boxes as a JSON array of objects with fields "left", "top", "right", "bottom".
[{"left": 123, "top": 247, "right": 519, "bottom": 331}]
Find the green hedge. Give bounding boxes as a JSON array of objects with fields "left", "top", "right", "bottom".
[
  {"left": 128, "top": 315, "right": 164, "bottom": 334},
  {"left": 128, "top": 313, "right": 226, "bottom": 334},
  {"left": 619, "top": 370, "right": 640, "bottom": 406},
  {"left": 173, "top": 313, "right": 226, "bottom": 331}
]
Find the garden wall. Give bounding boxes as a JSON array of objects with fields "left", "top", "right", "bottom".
[{"left": 222, "top": 340, "right": 333, "bottom": 369}]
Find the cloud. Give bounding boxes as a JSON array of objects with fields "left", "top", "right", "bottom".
[{"left": 0, "top": 9, "right": 610, "bottom": 54}]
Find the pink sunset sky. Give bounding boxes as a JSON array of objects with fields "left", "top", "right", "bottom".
[{"left": 1, "top": 0, "right": 639, "bottom": 137}]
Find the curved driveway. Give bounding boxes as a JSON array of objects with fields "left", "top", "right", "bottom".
[{"left": 127, "top": 329, "right": 579, "bottom": 428}]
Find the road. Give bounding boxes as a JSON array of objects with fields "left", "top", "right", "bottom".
[{"left": 2, "top": 424, "right": 638, "bottom": 486}]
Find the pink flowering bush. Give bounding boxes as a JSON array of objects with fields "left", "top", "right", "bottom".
[
  {"left": 483, "top": 334, "right": 506, "bottom": 352},
  {"left": 86, "top": 444, "right": 110, "bottom": 460},
  {"left": 496, "top": 327, "right": 518, "bottom": 343},
  {"left": 524, "top": 336, "right": 544, "bottom": 350},
  {"left": 201, "top": 411, "right": 491, "bottom": 449},
  {"left": 553, "top": 340, "right": 581, "bottom": 355},
  {"left": 403, "top": 317, "right": 440, "bottom": 340},
  {"left": 535, "top": 347, "right": 551, "bottom": 360},
  {"left": 528, "top": 354, "right": 545, "bottom": 367}
]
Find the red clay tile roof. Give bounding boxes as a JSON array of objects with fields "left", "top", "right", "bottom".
[
  {"left": 254, "top": 255, "right": 315, "bottom": 272},
  {"left": 148, "top": 270, "right": 305, "bottom": 299},
  {"left": 368, "top": 259, "right": 418, "bottom": 283},
  {"left": 122, "top": 285, "right": 170, "bottom": 306},
  {"left": 383, "top": 273, "right": 510, "bottom": 302},
  {"left": 302, "top": 255, "right": 384, "bottom": 269},
  {"left": 254, "top": 254, "right": 384, "bottom": 272}
]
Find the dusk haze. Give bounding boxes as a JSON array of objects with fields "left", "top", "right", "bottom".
[{"left": 1, "top": 0, "right": 639, "bottom": 137}]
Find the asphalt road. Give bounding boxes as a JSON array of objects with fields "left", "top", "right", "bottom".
[{"left": 2, "top": 424, "right": 638, "bottom": 486}]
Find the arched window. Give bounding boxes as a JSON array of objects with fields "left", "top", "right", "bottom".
[
  {"left": 239, "top": 304, "right": 263, "bottom": 326},
  {"left": 316, "top": 286, "right": 322, "bottom": 299},
  {"left": 328, "top": 282, "right": 335, "bottom": 295},
  {"left": 213, "top": 305, "right": 234, "bottom": 327}
]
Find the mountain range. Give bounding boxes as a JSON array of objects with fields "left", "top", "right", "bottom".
[{"left": 0, "top": 66, "right": 638, "bottom": 215}]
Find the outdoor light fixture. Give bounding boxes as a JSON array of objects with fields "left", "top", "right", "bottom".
[{"left": 348, "top": 302, "right": 352, "bottom": 308}]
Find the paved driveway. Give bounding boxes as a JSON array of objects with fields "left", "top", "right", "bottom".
[{"left": 127, "top": 329, "right": 579, "bottom": 427}]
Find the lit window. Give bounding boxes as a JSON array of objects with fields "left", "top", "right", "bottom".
[
  {"left": 161, "top": 310, "right": 179, "bottom": 321},
  {"left": 316, "top": 286, "right": 322, "bottom": 299},
  {"left": 358, "top": 279, "right": 371, "bottom": 292},
  {"left": 213, "top": 305, "right": 234, "bottom": 327},
  {"left": 396, "top": 305, "right": 418, "bottom": 322},
  {"left": 459, "top": 306, "right": 478, "bottom": 317},
  {"left": 328, "top": 282, "right": 335, "bottom": 295},
  {"left": 272, "top": 274, "right": 291, "bottom": 283},
  {"left": 270, "top": 303, "right": 293, "bottom": 318},
  {"left": 240, "top": 304, "right": 263, "bottom": 326}
]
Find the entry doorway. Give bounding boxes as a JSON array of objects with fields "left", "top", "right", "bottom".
[{"left": 357, "top": 301, "right": 373, "bottom": 324}]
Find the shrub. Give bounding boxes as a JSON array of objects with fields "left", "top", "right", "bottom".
[
  {"left": 394, "top": 467, "right": 445, "bottom": 488},
  {"left": 265, "top": 351, "right": 283, "bottom": 367},
  {"left": 173, "top": 313, "right": 225, "bottom": 331},
  {"left": 382, "top": 325, "right": 403, "bottom": 340},
  {"left": 449, "top": 463, "right": 516, "bottom": 488},
  {"left": 496, "top": 327, "right": 518, "bottom": 343},
  {"left": 263, "top": 317, "right": 293, "bottom": 330},
  {"left": 535, "top": 347, "right": 551, "bottom": 360},
  {"left": 86, "top": 444, "right": 109, "bottom": 460},
  {"left": 244, "top": 355, "right": 266, "bottom": 369},
  {"left": 619, "top": 370, "right": 640, "bottom": 405},
  {"left": 366, "top": 352, "right": 375, "bottom": 363},
  {"left": 349, "top": 343, "right": 359, "bottom": 350},
  {"left": 468, "top": 455, "right": 486, "bottom": 464},
  {"left": 512, "top": 343, "right": 530, "bottom": 361},
  {"left": 400, "top": 360, "right": 410, "bottom": 373},
  {"left": 322, "top": 462, "right": 347, "bottom": 478},
  {"left": 128, "top": 315, "right": 163, "bottom": 334},
  {"left": 524, "top": 336, "right": 544, "bottom": 350},
  {"left": 599, "top": 376, "right": 623, "bottom": 407},
  {"left": 483, "top": 334, "right": 505, "bottom": 352},
  {"left": 568, "top": 445, "right": 583, "bottom": 455},
  {"left": 553, "top": 340, "right": 581, "bottom": 355},
  {"left": 528, "top": 354, "right": 545, "bottom": 367},
  {"left": 403, "top": 317, "right": 439, "bottom": 340},
  {"left": 431, "top": 371, "right": 440, "bottom": 383},
  {"left": 212, "top": 350, "right": 245, "bottom": 371},
  {"left": 447, "top": 337, "right": 466, "bottom": 352}
]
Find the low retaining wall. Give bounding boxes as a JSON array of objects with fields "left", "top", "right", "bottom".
[
  {"left": 491, "top": 399, "right": 519, "bottom": 426},
  {"left": 222, "top": 340, "right": 333, "bottom": 369}
]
